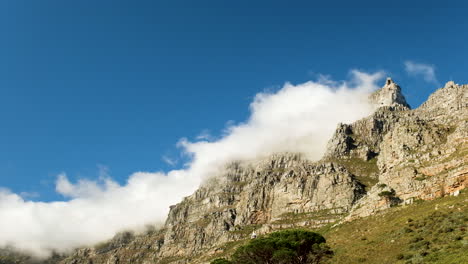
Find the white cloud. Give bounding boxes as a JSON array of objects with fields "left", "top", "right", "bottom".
[
  {"left": 195, "top": 129, "right": 213, "bottom": 141},
  {"left": 0, "top": 70, "right": 384, "bottom": 258},
  {"left": 404, "top": 61, "right": 438, "bottom": 84},
  {"left": 162, "top": 155, "right": 177, "bottom": 166}
]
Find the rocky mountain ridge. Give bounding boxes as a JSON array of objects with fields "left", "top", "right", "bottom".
[
  {"left": 60, "top": 79, "right": 467, "bottom": 264},
  {"left": 4, "top": 79, "right": 466, "bottom": 264}
]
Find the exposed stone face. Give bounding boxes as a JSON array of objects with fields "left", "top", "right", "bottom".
[
  {"left": 60, "top": 156, "right": 367, "bottom": 264},
  {"left": 418, "top": 81, "right": 467, "bottom": 116},
  {"left": 156, "top": 155, "right": 366, "bottom": 261},
  {"left": 369, "top": 78, "right": 411, "bottom": 109},
  {"left": 325, "top": 105, "right": 408, "bottom": 160},
  {"left": 57, "top": 79, "right": 467, "bottom": 264},
  {"left": 346, "top": 81, "right": 467, "bottom": 220}
]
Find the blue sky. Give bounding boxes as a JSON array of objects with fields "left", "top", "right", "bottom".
[{"left": 1, "top": 0, "right": 467, "bottom": 201}]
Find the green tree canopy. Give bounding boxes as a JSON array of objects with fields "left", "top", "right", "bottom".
[{"left": 211, "top": 229, "right": 333, "bottom": 264}]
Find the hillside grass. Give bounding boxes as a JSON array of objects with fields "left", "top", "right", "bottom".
[
  {"left": 208, "top": 190, "right": 467, "bottom": 264},
  {"left": 322, "top": 190, "right": 467, "bottom": 264},
  {"left": 271, "top": 208, "right": 345, "bottom": 225}
]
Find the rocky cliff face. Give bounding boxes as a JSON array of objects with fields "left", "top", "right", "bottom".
[
  {"left": 59, "top": 80, "right": 467, "bottom": 264},
  {"left": 368, "top": 78, "right": 410, "bottom": 109},
  {"left": 347, "top": 81, "right": 467, "bottom": 219}
]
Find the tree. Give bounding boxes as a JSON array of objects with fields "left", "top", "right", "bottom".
[
  {"left": 211, "top": 229, "right": 333, "bottom": 264},
  {"left": 307, "top": 243, "right": 333, "bottom": 264}
]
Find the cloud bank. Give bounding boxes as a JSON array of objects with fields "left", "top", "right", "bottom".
[
  {"left": 404, "top": 61, "right": 438, "bottom": 84},
  {"left": 0, "top": 70, "right": 383, "bottom": 258}
]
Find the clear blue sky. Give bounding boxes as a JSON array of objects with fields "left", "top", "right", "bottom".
[{"left": 1, "top": 0, "right": 467, "bottom": 201}]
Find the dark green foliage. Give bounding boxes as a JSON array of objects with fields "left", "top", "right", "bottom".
[
  {"left": 377, "top": 183, "right": 387, "bottom": 188},
  {"left": 227, "top": 229, "right": 332, "bottom": 264},
  {"left": 402, "top": 227, "right": 413, "bottom": 233},
  {"left": 210, "top": 258, "right": 233, "bottom": 264},
  {"left": 378, "top": 190, "right": 396, "bottom": 197},
  {"left": 307, "top": 243, "right": 333, "bottom": 264},
  {"left": 0, "top": 258, "right": 18, "bottom": 264}
]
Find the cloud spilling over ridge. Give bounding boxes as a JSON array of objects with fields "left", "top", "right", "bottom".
[{"left": 0, "top": 70, "right": 383, "bottom": 258}]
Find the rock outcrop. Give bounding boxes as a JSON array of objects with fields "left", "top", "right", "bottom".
[
  {"left": 58, "top": 79, "right": 467, "bottom": 264},
  {"left": 347, "top": 81, "right": 467, "bottom": 220},
  {"left": 369, "top": 77, "right": 411, "bottom": 108}
]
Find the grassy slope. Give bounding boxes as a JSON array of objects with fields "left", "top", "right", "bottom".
[
  {"left": 207, "top": 190, "right": 467, "bottom": 264},
  {"left": 322, "top": 190, "right": 467, "bottom": 264}
]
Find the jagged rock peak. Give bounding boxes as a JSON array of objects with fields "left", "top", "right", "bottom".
[
  {"left": 444, "top": 80, "right": 456, "bottom": 88},
  {"left": 369, "top": 77, "right": 411, "bottom": 109},
  {"left": 418, "top": 80, "right": 467, "bottom": 114}
]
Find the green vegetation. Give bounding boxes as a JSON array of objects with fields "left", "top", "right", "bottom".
[
  {"left": 0, "top": 251, "right": 65, "bottom": 264},
  {"left": 323, "top": 190, "right": 467, "bottom": 264},
  {"left": 206, "top": 239, "right": 249, "bottom": 262},
  {"left": 378, "top": 190, "right": 396, "bottom": 197},
  {"left": 230, "top": 224, "right": 262, "bottom": 236},
  {"left": 194, "top": 217, "right": 211, "bottom": 228},
  {"left": 211, "top": 258, "right": 233, "bottom": 264},
  {"left": 212, "top": 229, "right": 332, "bottom": 264},
  {"left": 331, "top": 157, "right": 379, "bottom": 190},
  {"left": 441, "top": 144, "right": 468, "bottom": 163},
  {"left": 209, "top": 190, "right": 467, "bottom": 264},
  {"left": 414, "top": 176, "right": 426, "bottom": 181},
  {"left": 231, "top": 181, "right": 248, "bottom": 187},
  {"left": 157, "top": 256, "right": 186, "bottom": 264},
  {"left": 396, "top": 210, "right": 467, "bottom": 263},
  {"left": 0, "top": 257, "right": 18, "bottom": 264},
  {"left": 271, "top": 209, "right": 344, "bottom": 225}
]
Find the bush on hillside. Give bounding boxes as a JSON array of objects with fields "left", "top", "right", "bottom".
[{"left": 210, "top": 229, "right": 332, "bottom": 264}]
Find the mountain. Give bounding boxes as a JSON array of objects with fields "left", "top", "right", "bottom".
[{"left": 3, "top": 79, "right": 467, "bottom": 264}]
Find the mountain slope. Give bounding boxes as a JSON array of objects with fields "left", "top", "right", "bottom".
[
  {"left": 57, "top": 79, "right": 467, "bottom": 264},
  {"left": 3, "top": 79, "right": 466, "bottom": 264}
]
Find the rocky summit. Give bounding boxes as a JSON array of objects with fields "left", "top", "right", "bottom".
[{"left": 3, "top": 79, "right": 467, "bottom": 264}]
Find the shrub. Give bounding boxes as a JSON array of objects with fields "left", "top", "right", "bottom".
[
  {"left": 396, "top": 253, "right": 405, "bottom": 260},
  {"left": 402, "top": 227, "right": 413, "bottom": 233},
  {"left": 404, "top": 253, "right": 413, "bottom": 260},
  {"left": 442, "top": 227, "right": 454, "bottom": 233},
  {"left": 378, "top": 190, "right": 395, "bottom": 197},
  {"left": 228, "top": 229, "right": 332, "bottom": 264},
  {"left": 210, "top": 258, "right": 232, "bottom": 264},
  {"left": 409, "top": 236, "right": 423, "bottom": 243}
]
